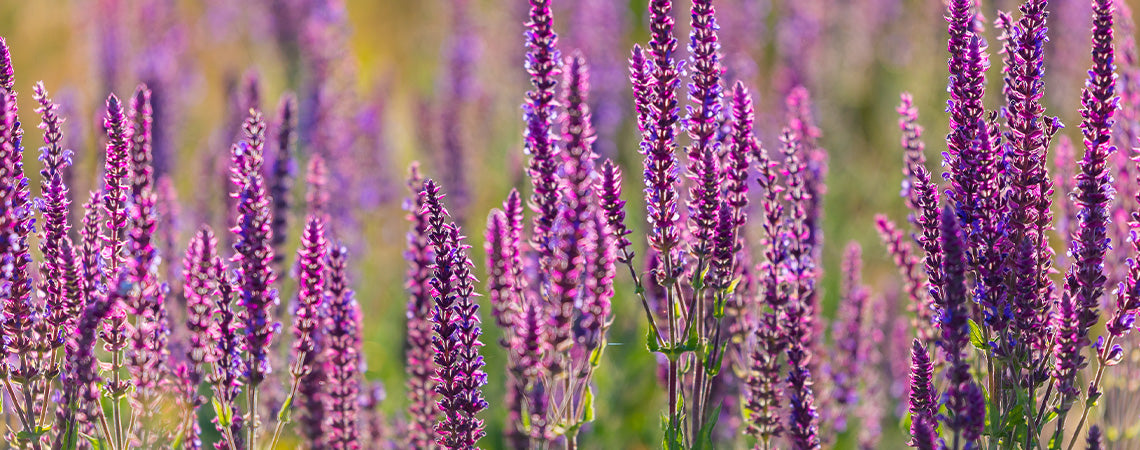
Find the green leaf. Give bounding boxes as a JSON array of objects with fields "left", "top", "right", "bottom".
[
  {"left": 278, "top": 394, "right": 296, "bottom": 422},
  {"left": 582, "top": 386, "right": 596, "bottom": 423},
  {"left": 693, "top": 404, "right": 723, "bottom": 450},
  {"left": 968, "top": 319, "right": 988, "bottom": 350},
  {"left": 589, "top": 342, "right": 606, "bottom": 367},
  {"left": 647, "top": 327, "right": 662, "bottom": 353},
  {"left": 83, "top": 433, "right": 108, "bottom": 450},
  {"left": 213, "top": 398, "right": 233, "bottom": 427}
]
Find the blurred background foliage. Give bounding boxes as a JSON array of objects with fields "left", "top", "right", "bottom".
[{"left": 2, "top": 0, "right": 1139, "bottom": 448}]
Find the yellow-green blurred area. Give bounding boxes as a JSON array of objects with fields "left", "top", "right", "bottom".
[{"left": 4, "top": 0, "right": 1140, "bottom": 448}]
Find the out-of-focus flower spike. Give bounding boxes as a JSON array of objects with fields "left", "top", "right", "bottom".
[
  {"left": 269, "top": 93, "right": 297, "bottom": 276},
  {"left": 325, "top": 242, "right": 362, "bottom": 449},
  {"left": 936, "top": 206, "right": 985, "bottom": 447},
  {"left": 897, "top": 92, "right": 926, "bottom": 220},
  {"left": 306, "top": 153, "right": 328, "bottom": 221},
  {"left": 1087, "top": 425, "right": 1103, "bottom": 450},
  {"left": 830, "top": 242, "right": 868, "bottom": 431},
  {"left": 875, "top": 216, "right": 934, "bottom": 344},
  {"left": 581, "top": 212, "right": 615, "bottom": 352},
  {"left": 182, "top": 226, "right": 219, "bottom": 447}
]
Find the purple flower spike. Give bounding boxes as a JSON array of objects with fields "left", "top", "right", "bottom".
[
  {"left": 404, "top": 163, "right": 437, "bottom": 449},
  {"left": 1087, "top": 426, "right": 1103, "bottom": 450},
  {"left": 306, "top": 153, "right": 328, "bottom": 220},
  {"left": 57, "top": 288, "right": 113, "bottom": 444},
  {"left": 2, "top": 87, "right": 37, "bottom": 359},
  {"left": 102, "top": 94, "right": 132, "bottom": 278},
  {"left": 183, "top": 226, "right": 220, "bottom": 444},
  {"left": 684, "top": 0, "right": 724, "bottom": 262},
  {"left": 523, "top": 0, "right": 562, "bottom": 261},
  {"left": 629, "top": 45, "right": 651, "bottom": 133},
  {"left": 209, "top": 258, "right": 246, "bottom": 449},
  {"left": 485, "top": 209, "right": 515, "bottom": 335},
  {"left": 326, "top": 243, "right": 363, "bottom": 449},
  {"left": 422, "top": 179, "right": 488, "bottom": 449},
  {"left": 783, "top": 291, "right": 820, "bottom": 450},
  {"left": 0, "top": 37, "right": 12, "bottom": 91},
  {"left": 936, "top": 206, "right": 984, "bottom": 449},
  {"left": 897, "top": 92, "right": 927, "bottom": 218},
  {"left": 291, "top": 215, "right": 327, "bottom": 379},
  {"left": 596, "top": 160, "right": 632, "bottom": 264},
  {"left": 830, "top": 243, "right": 868, "bottom": 431},
  {"left": 295, "top": 215, "right": 330, "bottom": 449},
  {"left": 908, "top": 339, "right": 937, "bottom": 446},
  {"left": 642, "top": 0, "right": 683, "bottom": 266},
  {"left": 580, "top": 212, "right": 615, "bottom": 352},
  {"left": 875, "top": 216, "right": 934, "bottom": 344},
  {"left": 744, "top": 314, "right": 785, "bottom": 445},
  {"left": 269, "top": 93, "right": 297, "bottom": 276},
  {"left": 33, "top": 82, "right": 75, "bottom": 343},
  {"left": 230, "top": 110, "right": 278, "bottom": 389}
]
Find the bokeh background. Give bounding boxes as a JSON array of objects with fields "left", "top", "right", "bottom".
[{"left": 2, "top": 0, "right": 1140, "bottom": 448}]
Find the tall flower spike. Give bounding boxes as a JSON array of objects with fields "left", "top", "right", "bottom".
[
  {"left": 596, "top": 159, "right": 632, "bottom": 264},
  {"left": 1002, "top": 0, "right": 1060, "bottom": 356},
  {"left": 549, "top": 52, "right": 597, "bottom": 354},
  {"left": 183, "top": 226, "right": 219, "bottom": 447},
  {"left": 629, "top": 45, "right": 651, "bottom": 133},
  {"left": 326, "top": 242, "right": 362, "bottom": 449},
  {"left": 684, "top": 0, "right": 724, "bottom": 262},
  {"left": 269, "top": 93, "right": 297, "bottom": 276},
  {"left": 744, "top": 315, "right": 785, "bottom": 445},
  {"left": 523, "top": 0, "right": 563, "bottom": 259},
  {"left": 710, "top": 82, "right": 753, "bottom": 290},
  {"left": 580, "top": 212, "right": 615, "bottom": 352},
  {"left": 422, "top": 179, "right": 488, "bottom": 449},
  {"left": 642, "top": 0, "right": 683, "bottom": 263},
  {"left": 936, "top": 206, "right": 985, "bottom": 448},
  {"left": 404, "top": 163, "right": 436, "bottom": 449},
  {"left": 209, "top": 259, "right": 246, "bottom": 449},
  {"left": 944, "top": 0, "right": 990, "bottom": 231},
  {"left": 288, "top": 214, "right": 328, "bottom": 450},
  {"left": 33, "top": 82, "right": 75, "bottom": 343},
  {"left": 57, "top": 289, "right": 113, "bottom": 446},
  {"left": 2, "top": 87, "right": 37, "bottom": 359},
  {"left": 102, "top": 94, "right": 132, "bottom": 278},
  {"left": 230, "top": 110, "right": 278, "bottom": 444}
]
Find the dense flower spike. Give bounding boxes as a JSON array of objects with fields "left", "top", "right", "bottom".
[
  {"left": 2, "top": 84, "right": 37, "bottom": 366},
  {"left": 326, "top": 243, "right": 363, "bottom": 449},
  {"left": 102, "top": 94, "right": 132, "bottom": 277},
  {"left": 0, "top": 37, "right": 12, "bottom": 91},
  {"left": 182, "top": 226, "right": 219, "bottom": 445},
  {"left": 57, "top": 288, "right": 113, "bottom": 446},
  {"left": 1051, "top": 1, "right": 1120, "bottom": 444},
  {"left": 781, "top": 127, "right": 821, "bottom": 450},
  {"left": 1087, "top": 426, "right": 1103, "bottom": 450},
  {"left": 936, "top": 206, "right": 984, "bottom": 449},
  {"left": 710, "top": 82, "right": 753, "bottom": 289},
  {"left": 684, "top": 0, "right": 724, "bottom": 262},
  {"left": 548, "top": 52, "right": 596, "bottom": 354},
  {"left": 33, "top": 82, "right": 74, "bottom": 346},
  {"left": 642, "top": 0, "right": 683, "bottom": 263},
  {"left": 284, "top": 213, "right": 328, "bottom": 450},
  {"left": 596, "top": 159, "right": 632, "bottom": 264},
  {"left": 944, "top": 0, "right": 990, "bottom": 230},
  {"left": 1002, "top": 0, "right": 1060, "bottom": 359},
  {"left": 422, "top": 179, "right": 487, "bottom": 449},
  {"left": 907, "top": 339, "right": 936, "bottom": 446},
  {"left": 523, "top": 0, "right": 562, "bottom": 259},
  {"left": 210, "top": 258, "right": 246, "bottom": 450},
  {"left": 404, "top": 163, "right": 437, "bottom": 449},
  {"left": 230, "top": 110, "right": 278, "bottom": 444}
]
